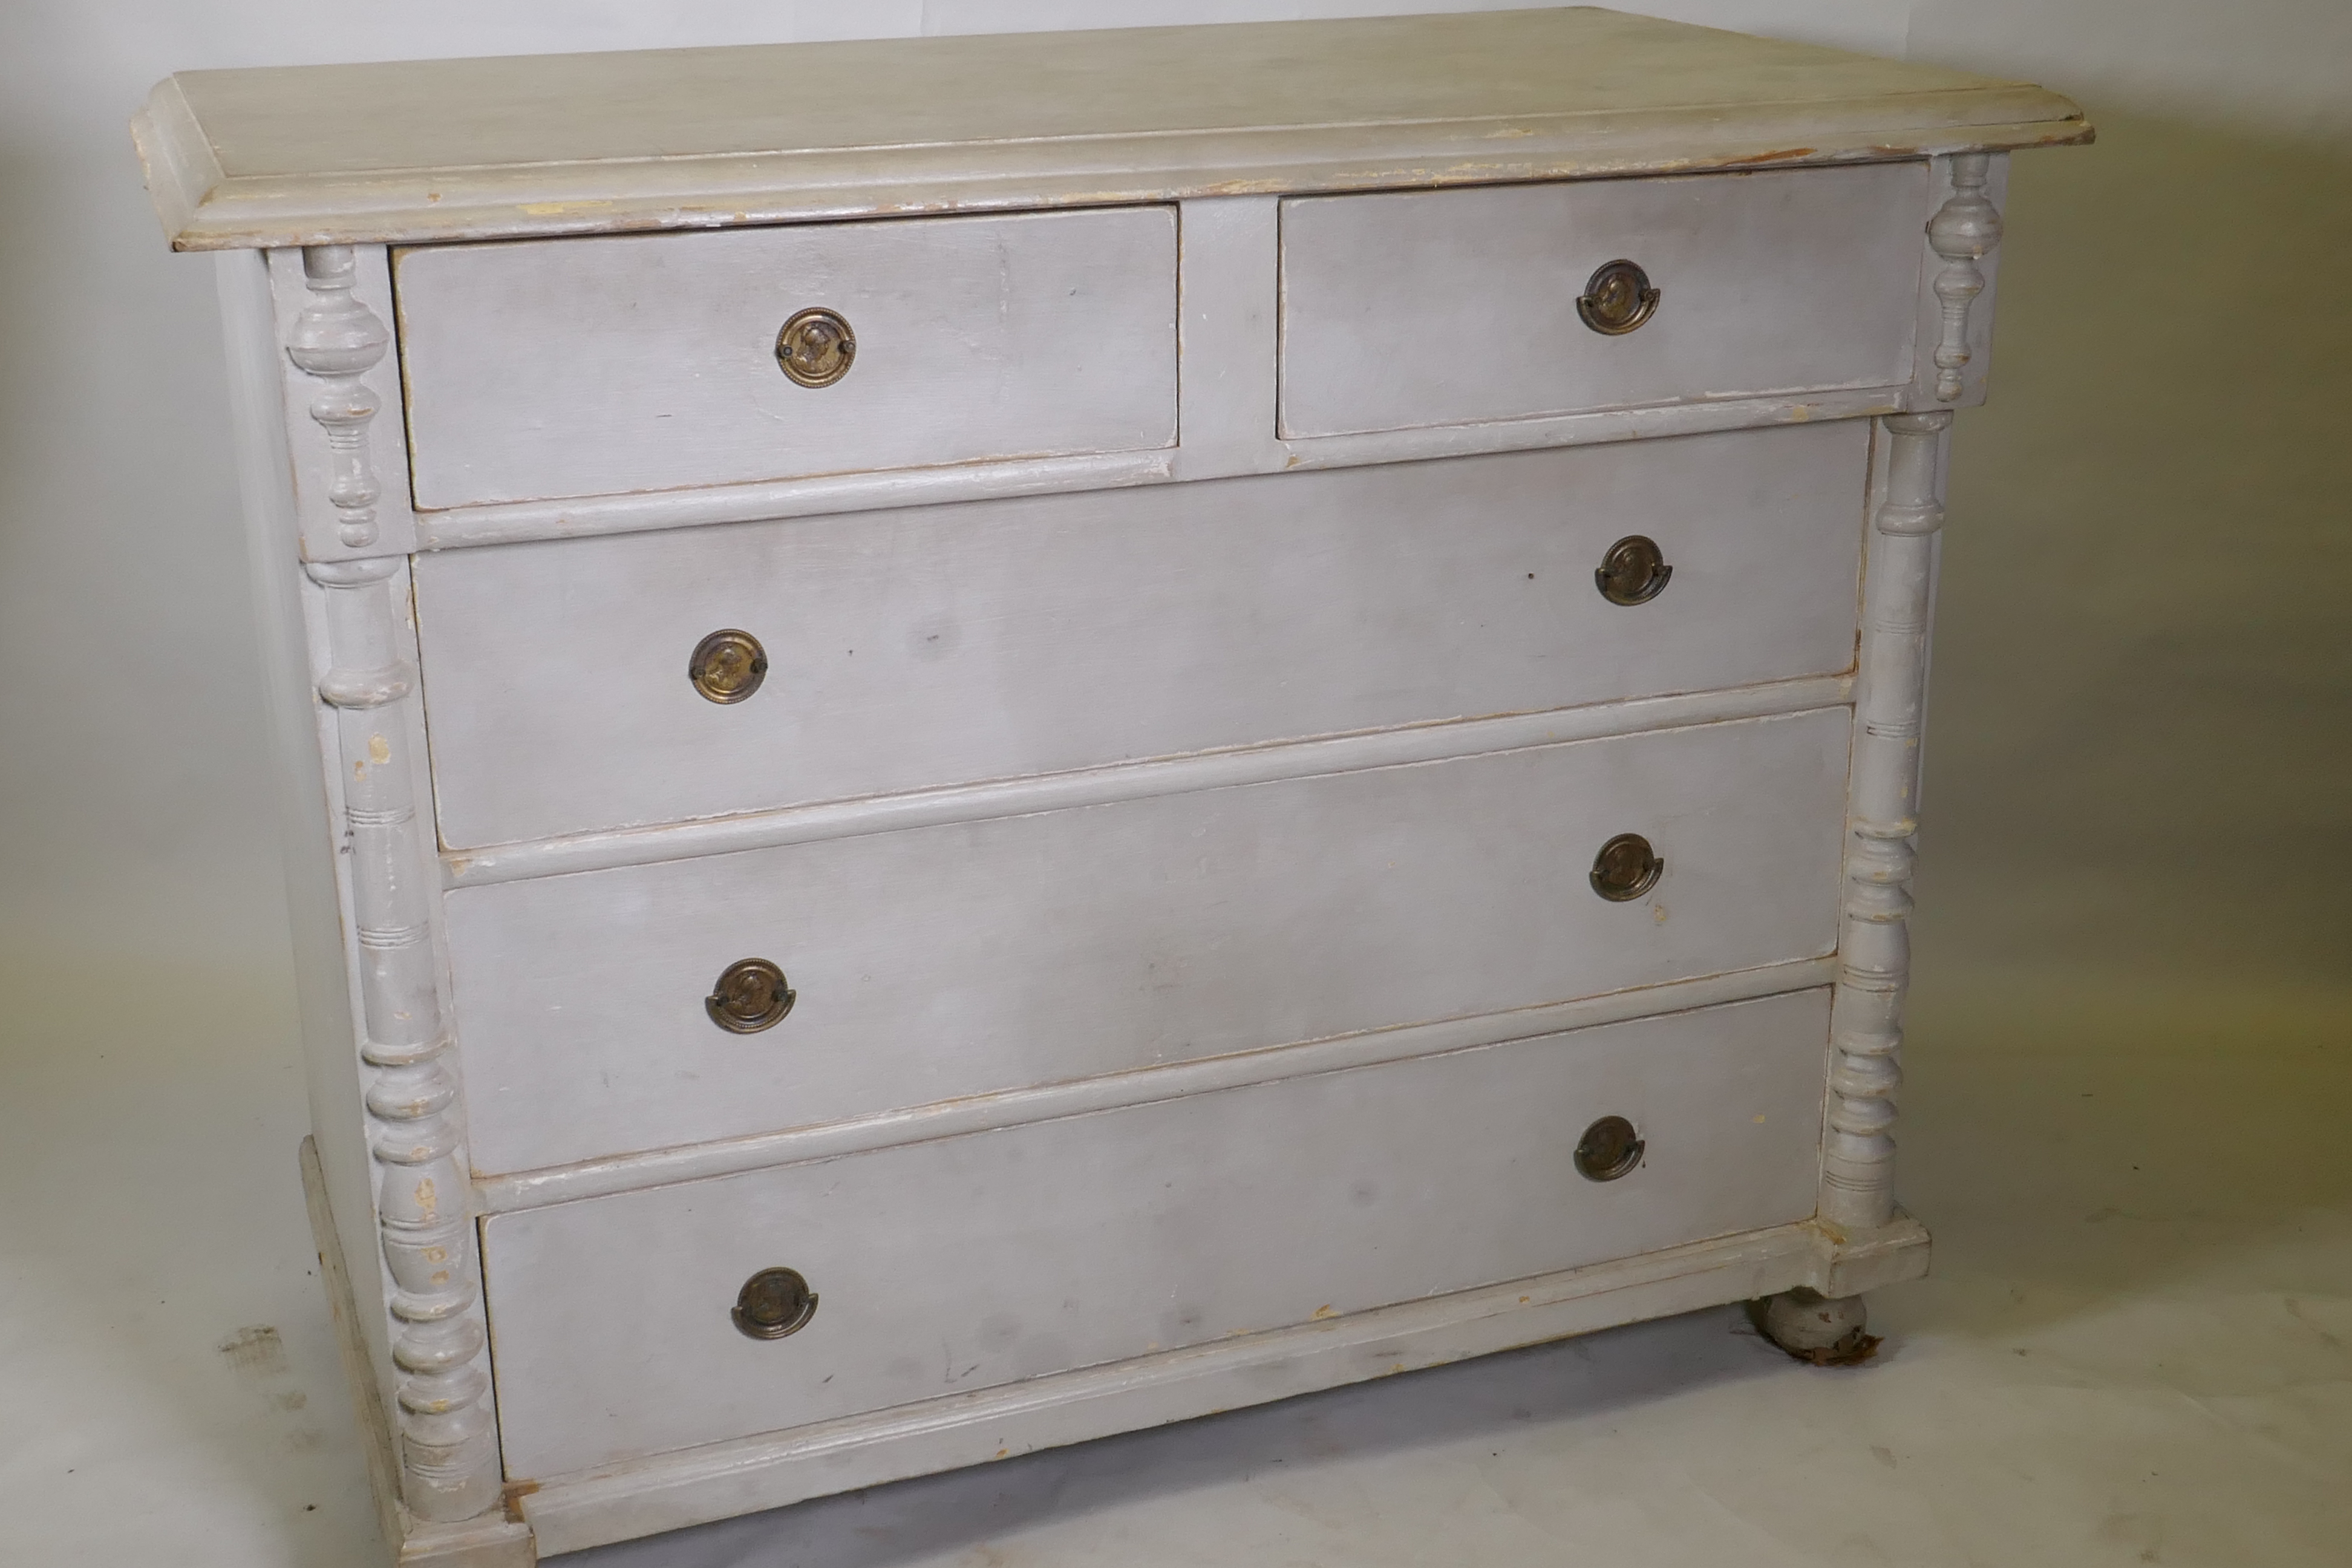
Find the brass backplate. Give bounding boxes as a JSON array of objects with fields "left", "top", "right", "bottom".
[
  {"left": 1576, "top": 259, "right": 1661, "bottom": 335},
  {"left": 1574, "top": 1115, "right": 1645, "bottom": 1181},
  {"left": 775, "top": 307, "right": 856, "bottom": 387},
  {"left": 732, "top": 1266, "right": 818, "bottom": 1341},
  {"left": 707, "top": 958, "right": 795, "bottom": 1034},
  {"left": 1595, "top": 534, "right": 1673, "bottom": 606},
  {"left": 1589, "top": 832, "right": 1664, "bottom": 902},
  {"left": 689, "top": 629, "right": 768, "bottom": 704}
]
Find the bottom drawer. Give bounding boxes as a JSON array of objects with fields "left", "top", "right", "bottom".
[{"left": 483, "top": 989, "right": 1831, "bottom": 1478}]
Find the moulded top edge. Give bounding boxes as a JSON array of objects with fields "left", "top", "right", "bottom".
[{"left": 132, "top": 8, "right": 2090, "bottom": 252}]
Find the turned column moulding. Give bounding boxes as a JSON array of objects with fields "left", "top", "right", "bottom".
[
  {"left": 306, "top": 550, "right": 504, "bottom": 1523},
  {"left": 1821, "top": 410, "right": 1949, "bottom": 1230},
  {"left": 287, "top": 247, "right": 391, "bottom": 549},
  {"left": 1927, "top": 153, "right": 2002, "bottom": 402}
]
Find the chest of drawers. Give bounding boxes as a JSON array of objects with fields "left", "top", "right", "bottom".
[{"left": 136, "top": 11, "right": 2086, "bottom": 1562}]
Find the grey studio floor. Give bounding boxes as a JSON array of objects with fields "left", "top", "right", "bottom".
[{"left": 4, "top": 116, "right": 2349, "bottom": 1568}]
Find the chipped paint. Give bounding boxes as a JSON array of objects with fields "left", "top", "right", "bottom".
[{"left": 368, "top": 733, "right": 391, "bottom": 765}]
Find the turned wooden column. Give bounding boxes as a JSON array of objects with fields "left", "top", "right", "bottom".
[{"left": 1821, "top": 410, "right": 1949, "bottom": 1231}]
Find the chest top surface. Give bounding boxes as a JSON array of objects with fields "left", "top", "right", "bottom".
[{"left": 134, "top": 7, "right": 2083, "bottom": 252}]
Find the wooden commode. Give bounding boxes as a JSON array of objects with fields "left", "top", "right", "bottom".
[{"left": 133, "top": 11, "right": 2088, "bottom": 1561}]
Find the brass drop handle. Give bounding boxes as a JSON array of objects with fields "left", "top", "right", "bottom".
[
  {"left": 1574, "top": 1115, "right": 1645, "bottom": 1181},
  {"left": 1595, "top": 535, "right": 1672, "bottom": 606},
  {"left": 733, "top": 1267, "right": 818, "bottom": 1340},
  {"left": 775, "top": 307, "right": 856, "bottom": 387},
  {"left": 1576, "top": 259, "right": 1661, "bottom": 335},
  {"left": 1589, "top": 832, "right": 1663, "bottom": 902},
  {"left": 689, "top": 629, "right": 767, "bottom": 704},
  {"left": 707, "top": 958, "right": 795, "bottom": 1033}
]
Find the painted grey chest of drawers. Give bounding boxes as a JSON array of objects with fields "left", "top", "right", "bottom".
[{"left": 136, "top": 11, "right": 2088, "bottom": 1563}]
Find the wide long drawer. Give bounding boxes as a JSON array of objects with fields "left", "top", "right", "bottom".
[
  {"left": 445, "top": 707, "right": 1849, "bottom": 1176},
  {"left": 394, "top": 206, "right": 1178, "bottom": 509},
  {"left": 415, "top": 422, "right": 1867, "bottom": 850},
  {"left": 481, "top": 988, "right": 1832, "bottom": 1479},
  {"left": 1279, "top": 163, "right": 1926, "bottom": 437}
]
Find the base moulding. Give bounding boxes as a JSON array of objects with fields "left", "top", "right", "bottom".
[{"left": 302, "top": 1134, "right": 1926, "bottom": 1561}]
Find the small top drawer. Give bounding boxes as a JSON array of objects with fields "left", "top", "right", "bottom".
[
  {"left": 1277, "top": 163, "right": 1927, "bottom": 438},
  {"left": 394, "top": 207, "right": 1178, "bottom": 509}
]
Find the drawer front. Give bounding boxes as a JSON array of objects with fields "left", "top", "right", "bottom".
[
  {"left": 416, "top": 423, "right": 1866, "bottom": 849},
  {"left": 394, "top": 207, "right": 1178, "bottom": 509},
  {"left": 482, "top": 988, "right": 1831, "bottom": 1478},
  {"left": 446, "top": 708, "right": 1847, "bottom": 1175},
  {"left": 1279, "top": 164, "right": 1926, "bottom": 437}
]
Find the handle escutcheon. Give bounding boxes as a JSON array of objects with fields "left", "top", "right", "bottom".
[
  {"left": 689, "top": 629, "right": 768, "bottom": 705},
  {"left": 1574, "top": 1115, "right": 1645, "bottom": 1181},
  {"left": 707, "top": 958, "right": 795, "bottom": 1034},
  {"left": 1594, "top": 535, "right": 1673, "bottom": 606},
  {"left": 775, "top": 307, "right": 856, "bottom": 387},
  {"left": 1589, "top": 832, "right": 1664, "bottom": 902},
  {"left": 1576, "top": 260, "right": 1661, "bottom": 336},
  {"left": 733, "top": 1267, "right": 818, "bottom": 1340}
]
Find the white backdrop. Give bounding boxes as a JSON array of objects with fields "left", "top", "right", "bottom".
[{"left": 0, "top": 0, "right": 2347, "bottom": 972}]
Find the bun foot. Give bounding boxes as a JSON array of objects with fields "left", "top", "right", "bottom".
[{"left": 1751, "top": 1287, "right": 1881, "bottom": 1366}]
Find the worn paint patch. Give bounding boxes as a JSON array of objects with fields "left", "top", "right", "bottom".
[
  {"left": 218, "top": 1324, "right": 290, "bottom": 1376},
  {"left": 368, "top": 734, "right": 392, "bottom": 765}
]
